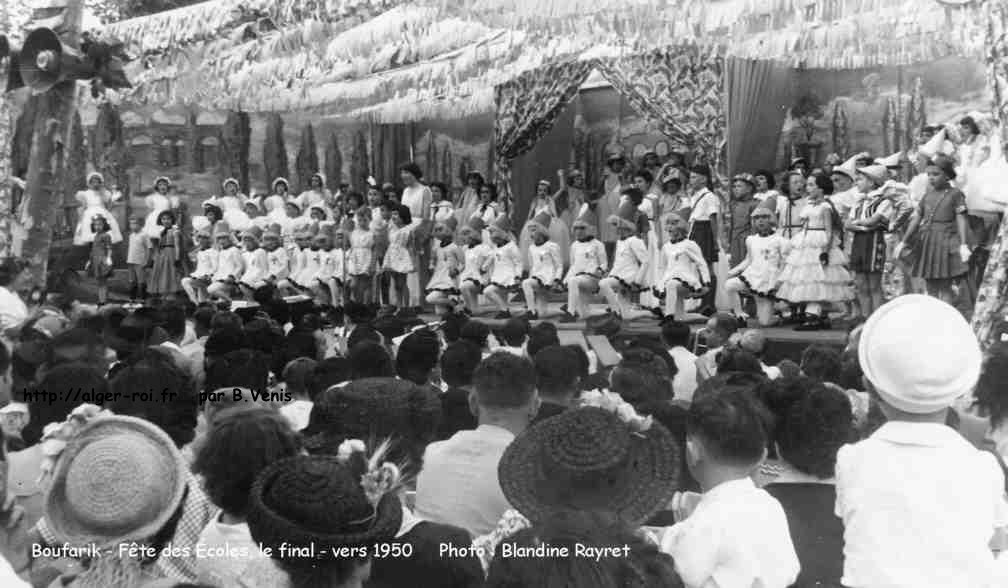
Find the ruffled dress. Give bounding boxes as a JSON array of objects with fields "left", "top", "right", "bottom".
[
  {"left": 608, "top": 235, "right": 649, "bottom": 291},
  {"left": 656, "top": 238, "right": 709, "bottom": 297},
  {"left": 776, "top": 203, "right": 853, "bottom": 303},
  {"left": 739, "top": 232, "right": 787, "bottom": 299},
  {"left": 347, "top": 230, "right": 374, "bottom": 276},
  {"left": 489, "top": 241, "right": 522, "bottom": 290},
  {"left": 296, "top": 247, "right": 323, "bottom": 287},
  {"left": 87, "top": 232, "right": 114, "bottom": 279},
  {"left": 384, "top": 225, "right": 415, "bottom": 274},
  {"left": 460, "top": 244, "right": 492, "bottom": 290},
  {"left": 74, "top": 189, "right": 123, "bottom": 245},
  {"left": 426, "top": 241, "right": 464, "bottom": 294},
  {"left": 527, "top": 241, "right": 563, "bottom": 288},
  {"left": 518, "top": 199, "right": 570, "bottom": 271},
  {"left": 240, "top": 249, "right": 269, "bottom": 289},
  {"left": 143, "top": 193, "right": 176, "bottom": 240}
]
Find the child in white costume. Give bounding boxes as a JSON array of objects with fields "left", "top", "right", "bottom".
[
  {"left": 458, "top": 217, "right": 493, "bottom": 315},
  {"left": 560, "top": 207, "right": 607, "bottom": 322},
  {"left": 484, "top": 216, "right": 523, "bottom": 319},
  {"left": 656, "top": 212, "right": 711, "bottom": 322},
  {"left": 520, "top": 212, "right": 564, "bottom": 320},
  {"left": 725, "top": 207, "right": 788, "bottom": 326},
  {"left": 425, "top": 217, "right": 465, "bottom": 316},
  {"left": 181, "top": 228, "right": 218, "bottom": 304},
  {"left": 207, "top": 223, "right": 244, "bottom": 302},
  {"left": 74, "top": 172, "right": 123, "bottom": 245},
  {"left": 142, "top": 176, "right": 177, "bottom": 240},
  {"left": 238, "top": 227, "right": 269, "bottom": 299},
  {"left": 598, "top": 200, "right": 650, "bottom": 320}
]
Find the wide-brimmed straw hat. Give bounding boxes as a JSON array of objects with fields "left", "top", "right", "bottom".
[
  {"left": 248, "top": 455, "right": 402, "bottom": 557},
  {"left": 498, "top": 405, "right": 679, "bottom": 525},
  {"left": 45, "top": 415, "right": 187, "bottom": 549}
]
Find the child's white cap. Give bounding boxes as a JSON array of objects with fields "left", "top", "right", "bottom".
[{"left": 859, "top": 294, "right": 981, "bottom": 414}]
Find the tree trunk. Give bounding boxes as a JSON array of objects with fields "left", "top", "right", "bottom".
[
  {"left": 58, "top": 110, "right": 86, "bottom": 238},
  {"left": 262, "top": 113, "right": 288, "bottom": 185},
  {"left": 323, "top": 132, "right": 342, "bottom": 192},
  {"left": 18, "top": 0, "right": 84, "bottom": 289},
  {"left": 294, "top": 123, "right": 318, "bottom": 194}
]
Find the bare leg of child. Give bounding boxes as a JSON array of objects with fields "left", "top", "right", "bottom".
[
  {"left": 327, "top": 279, "right": 343, "bottom": 307},
  {"left": 754, "top": 298, "right": 775, "bottom": 326},
  {"left": 520, "top": 278, "right": 540, "bottom": 316},
  {"left": 461, "top": 281, "right": 480, "bottom": 313},
  {"left": 867, "top": 272, "right": 884, "bottom": 315},
  {"left": 723, "top": 277, "right": 747, "bottom": 318},
  {"left": 208, "top": 281, "right": 232, "bottom": 302},
  {"left": 484, "top": 285, "right": 509, "bottom": 314},
  {"left": 854, "top": 273, "right": 870, "bottom": 320},
  {"left": 598, "top": 277, "right": 625, "bottom": 318}
]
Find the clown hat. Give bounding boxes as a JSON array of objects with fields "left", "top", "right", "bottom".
[
  {"left": 466, "top": 216, "right": 486, "bottom": 233},
  {"left": 490, "top": 215, "right": 512, "bottom": 235},
  {"left": 918, "top": 128, "right": 956, "bottom": 159},
  {"left": 212, "top": 221, "right": 234, "bottom": 241},
  {"left": 608, "top": 200, "right": 639, "bottom": 232},
  {"left": 831, "top": 153, "right": 861, "bottom": 180},
  {"left": 438, "top": 215, "right": 458, "bottom": 233},
  {"left": 242, "top": 225, "right": 263, "bottom": 243},
  {"left": 527, "top": 211, "right": 552, "bottom": 233},
  {"left": 264, "top": 223, "right": 283, "bottom": 240},
  {"left": 857, "top": 165, "right": 888, "bottom": 186},
  {"left": 572, "top": 205, "right": 597, "bottom": 230},
  {"left": 875, "top": 152, "right": 902, "bottom": 168}
]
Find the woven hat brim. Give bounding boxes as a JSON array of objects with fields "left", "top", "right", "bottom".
[
  {"left": 248, "top": 463, "right": 402, "bottom": 556},
  {"left": 498, "top": 415, "right": 679, "bottom": 525},
  {"left": 46, "top": 416, "right": 188, "bottom": 550}
]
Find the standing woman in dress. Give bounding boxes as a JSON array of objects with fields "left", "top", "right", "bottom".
[
  {"left": 656, "top": 167, "right": 689, "bottom": 245},
  {"left": 554, "top": 169, "right": 587, "bottom": 230},
  {"left": 598, "top": 152, "right": 628, "bottom": 263},
  {"left": 148, "top": 210, "right": 183, "bottom": 298},
  {"left": 894, "top": 155, "right": 971, "bottom": 304},
  {"left": 686, "top": 164, "right": 722, "bottom": 315},
  {"left": 455, "top": 172, "right": 484, "bottom": 231},
  {"left": 776, "top": 173, "right": 853, "bottom": 331},
  {"left": 753, "top": 170, "right": 779, "bottom": 203},
  {"left": 400, "top": 162, "right": 433, "bottom": 310},
  {"left": 73, "top": 172, "right": 123, "bottom": 246}
]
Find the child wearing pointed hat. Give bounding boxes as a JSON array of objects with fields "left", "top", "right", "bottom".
[
  {"left": 325, "top": 227, "right": 348, "bottom": 308},
  {"left": 656, "top": 210, "right": 711, "bottom": 322},
  {"left": 295, "top": 225, "right": 325, "bottom": 299},
  {"left": 520, "top": 211, "right": 563, "bottom": 320},
  {"left": 425, "top": 215, "right": 465, "bottom": 316},
  {"left": 260, "top": 223, "right": 291, "bottom": 293},
  {"left": 838, "top": 295, "right": 1008, "bottom": 588},
  {"left": 208, "top": 221, "right": 244, "bottom": 302},
  {"left": 309, "top": 227, "right": 337, "bottom": 307},
  {"left": 182, "top": 227, "right": 219, "bottom": 305},
  {"left": 846, "top": 165, "right": 893, "bottom": 318},
  {"left": 239, "top": 225, "right": 269, "bottom": 299},
  {"left": 725, "top": 207, "right": 787, "bottom": 326},
  {"left": 484, "top": 216, "right": 523, "bottom": 319},
  {"left": 458, "top": 217, "right": 493, "bottom": 315},
  {"left": 560, "top": 206, "right": 608, "bottom": 322},
  {"left": 598, "top": 199, "right": 650, "bottom": 320}
]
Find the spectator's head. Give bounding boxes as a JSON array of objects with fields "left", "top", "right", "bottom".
[
  {"left": 23, "top": 362, "right": 107, "bottom": 446},
  {"left": 974, "top": 342, "right": 1008, "bottom": 429},
  {"left": 777, "top": 384, "right": 853, "bottom": 479},
  {"left": 395, "top": 329, "right": 441, "bottom": 386},
  {"left": 703, "top": 312, "right": 739, "bottom": 349},
  {"left": 192, "top": 305, "right": 216, "bottom": 338},
  {"left": 687, "top": 388, "right": 770, "bottom": 484},
  {"left": 346, "top": 324, "right": 381, "bottom": 351},
  {"left": 460, "top": 320, "right": 491, "bottom": 350},
  {"left": 211, "top": 311, "right": 243, "bottom": 332},
  {"left": 280, "top": 330, "right": 320, "bottom": 366},
  {"left": 194, "top": 405, "right": 301, "bottom": 518},
  {"left": 526, "top": 322, "right": 559, "bottom": 358},
  {"left": 715, "top": 349, "right": 763, "bottom": 375},
  {"left": 564, "top": 344, "right": 591, "bottom": 385},
  {"left": 533, "top": 345, "right": 582, "bottom": 404},
  {"left": 472, "top": 352, "right": 539, "bottom": 426},
  {"left": 204, "top": 349, "right": 270, "bottom": 395},
  {"left": 777, "top": 359, "right": 801, "bottom": 379},
  {"left": 203, "top": 327, "right": 246, "bottom": 363},
  {"left": 348, "top": 341, "right": 395, "bottom": 379},
  {"left": 441, "top": 311, "right": 468, "bottom": 344},
  {"left": 308, "top": 358, "right": 352, "bottom": 401},
  {"left": 660, "top": 318, "right": 692, "bottom": 349},
  {"left": 108, "top": 349, "right": 199, "bottom": 449},
  {"left": 694, "top": 370, "right": 767, "bottom": 403},
  {"left": 440, "top": 341, "right": 482, "bottom": 388},
  {"left": 800, "top": 344, "right": 844, "bottom": 384},
  {"left": 281, "top": 358, "right": 317, "bottom": 399},
  {"left": 610, "top": 347, "right": 673, "bottom": 407},
  {"left": 500, "top": 317, "right": 530, "bottom": 348},
  {"left": 48, "top": 327, "right": 108, "bottom": 372},
  {"left": 157, "top": 300, "right": 187, "bottom": 344}
]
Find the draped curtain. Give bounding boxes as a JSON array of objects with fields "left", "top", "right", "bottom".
[
  {"left": 493, "top": 60, "right": 596, "bottom": 213},
  {"left": 724, "top": 57, "right": 794, "bottom": 177},
  {"left": 594, "top": 46, "right": 725, "bottom": 168}
]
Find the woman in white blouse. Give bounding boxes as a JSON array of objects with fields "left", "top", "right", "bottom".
[{"left": 400, "top": 162, "right": 432, "bottom": 308}]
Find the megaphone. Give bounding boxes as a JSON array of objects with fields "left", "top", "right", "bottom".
[{"left": 18, "top": 27, "right": 97, "bottom": 94}]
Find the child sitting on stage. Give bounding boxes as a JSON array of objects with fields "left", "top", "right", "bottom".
[
  {"left": 560, "top": 207, "right": 607, "bottom": 323},
  {"left": 725, "top": 207, "right": 788, "bottom": 327},
  {"left": 208, "top": 223, "right": 244, "bottom": 302},
  {"left": 656, "top": 211, "right": 710, "bottom": 322},
  {"left": 521, "top": 211, "right": 563, "bottom": 320},
  {"left": 262, "top": 224, "right": 291, "bottom": 294},
  {"left": 295, "top": 230, "right": 324, "bottom": 298},
  {"left": 309, "top": 229, "right": 336, "bottom": 307},
  {"left": 182, "top": 228, "right": 218, "bottom": 304},
  {"left": 323, "top": 228, "right": 347, "bottom": 309},
  {"left": 484, "top": 216, "right": 523, "bottom": 319},
  {"left": 285, "top": 228, "right": 310, "bottom": 292},
  {"left": 238, "top": 226, "right": 269, "bottom": 300},
  {"left": 425, "top": 216, "right": 465, "bottom": 316},
  {"left": 347, "top": 206, "right": 375, "bottom": 304},
  {"left": 384, "top": 204, "right": 416, "bottom": 311},
  {"left": 458, "top": 217, "right": 492, "bottom": 315},
  {"left": 598, "top": 200, "right": 650, "bottom": 320}
]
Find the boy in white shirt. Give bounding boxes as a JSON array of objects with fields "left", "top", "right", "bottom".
[
  {"left": 659, "top": 387, "right": 799, "bottom": 588},
  {"left": 181, "top": 228, "right": 218, "bottom": 304},
  {"left": 839, "top": 294, "right": 1008, "bottom": 588}
]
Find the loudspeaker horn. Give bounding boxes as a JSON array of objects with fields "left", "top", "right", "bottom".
[{"left": 18, "top": 27, "right": 96, "bottom": 95}]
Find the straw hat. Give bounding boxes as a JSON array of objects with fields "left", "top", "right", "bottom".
[
  {"left": 248, "top": 456, "right": 402, "bottom": 557},
  {"left": 498, "top": 406, "right": 679, "bottom": 525},
  {"left": 608, "top": 200, "right": 639, "bottom": 232},
  {"left": 859, "top": 295, "right": 981, "bottom": 414},
  {"left": 527, "top": 211, "right": 552, "bottom": 233},
  {"left": 856, "top": 165, "right": 888, "bottom": 186},
  {"left": 45, "top": 415, "right": 187, "bottom": 549}
]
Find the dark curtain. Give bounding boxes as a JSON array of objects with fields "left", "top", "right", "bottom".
[{"left": 725, "top": 57, "right": 794, "bottom": 176}]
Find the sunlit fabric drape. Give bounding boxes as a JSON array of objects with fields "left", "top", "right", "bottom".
[
  {"left": 594, "top": 46, "right": 725, "bottom": 168},
  {"left": 493, "top": 60, "right": 595, "bottom": 213},
  {"left": 971, "top": 215, "right": 1008, "bottom": 351},
  {"left": 724, "top": 57, "right": 794, "bottom": 176}
]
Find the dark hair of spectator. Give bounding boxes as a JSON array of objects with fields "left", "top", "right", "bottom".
[{"left": 473, "top": 352, "right": 537, "bottom": 409}]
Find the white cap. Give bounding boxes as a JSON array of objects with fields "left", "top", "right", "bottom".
[
  {"left": 0, "top": 402, "right": 28, "bottom": 415},
  {"left": 859, "top": 295, "right": 981, "bottom": 414}
]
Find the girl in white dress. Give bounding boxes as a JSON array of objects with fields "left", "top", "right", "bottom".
[
  {"left": 776, "top": 174, "right": 854, "bottom": 331},
  {"left": 598, "top": 200, "right": 650, "bottom": 320},
  {"left": 484, "top": 216, "right": 523, "bottom": 319},
  {"left": 142, "top": 176, "right": 176, "bottom": 240},
  {"left": 74, "top": 172, "right": 123, "bottom": 245},
  {"left": 263, "top": 178, "right": 289, "bottom": 218},
  {"left": 725, "top": 207, "right": 788, "bottom": 326},
  {"left": 238, "top": 227, "right": 269, "bottom": 299},
  {"left": 560, "top": 207, "right": 607, "bottom": 322},
  {"left": 520, "top": 212, "right": 563, "bottom": 320},
  {"left": 458, "top": 217, "right": 492, "bottom": 315},
  {"left": 430, "top": 182, "right": 455, "bottom": 223},
  {"left": 347, "top": 207, "right": 375, "bottom": 304},
  {"left": 384, "top": 204, "right": 416, "bottom": 310},
  {"left": 214, "top": 178, "right": 247, "bottom": 211},
  {"left": 519, "top": 180, "right": 570, "bottom": 272},
  {"left": 425, "top": 216, "right": 465, "bottom": 316},
  {"left": 753, "top": 170, "right": 780, "bottom": 203},
  {"left": 656, "top": 212, "right": 710, "bottom": 321}
]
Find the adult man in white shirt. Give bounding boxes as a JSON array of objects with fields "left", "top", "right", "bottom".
[
  {"left": 415, "top": 352, "right": 540, "bottom": 537},
  {"left": 695, "top": 312, "right": 741, "bottom": 385},
  {"left": 660, "top": 318, "right": 698, "bottom": 403}
]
